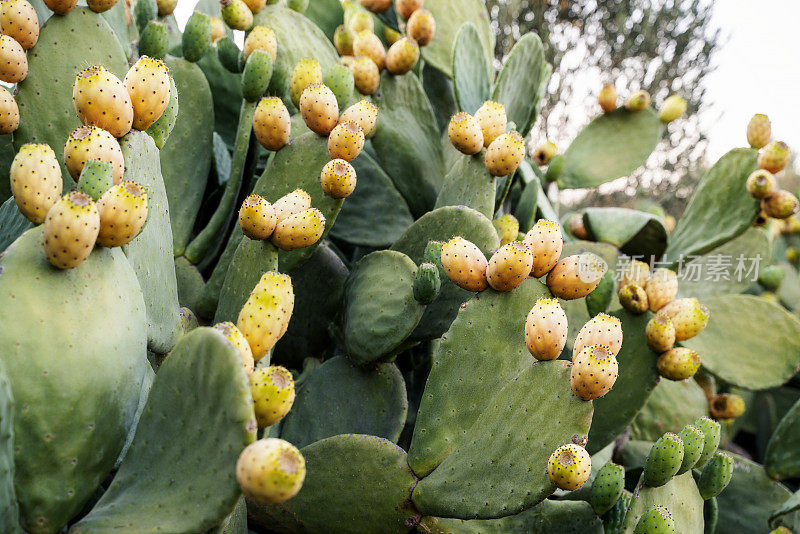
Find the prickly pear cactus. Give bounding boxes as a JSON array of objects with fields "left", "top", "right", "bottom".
[{"left": 0, "top": 361, "right": 18, "bottom": 533}]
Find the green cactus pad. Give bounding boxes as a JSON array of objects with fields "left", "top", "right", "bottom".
[
  {"left": 280, "top": 356, "right": 408, "bottom": 448},
  {"left": 681, "top": 295, "right": 800, "bottom": 390},
  {"left": 765, "top": 399, "right": 800, "bottom": 479},
  {"left": 412, "top": 360, "right": 593, "bottom": 518},
  {"left": 372, "top": 72, "right": 446, "bottom": 217},
  {"left": 0, "top": 197, "right": 33, "bottom": 251},
  {"left": 13, "top": 7, "right": 128, "bottom": 190},
  {"left": 643, "top": 433, "right": 684, "bottom": 487},
  {"left": 77, "top": 159, "right": 113, "bottom": 201},
  {"left": 663, "top": 148, "right": 759, "bottom": 264},
  {"left": 0, "top": 227, "right": 149, "bottom": 533},
  {"left": 422, "top": 63, "right": 458, "bottom": 133},
  {"left": 0, "top": 361, "right": 18, "bottom": 533},
  {"left": 408, "top": 278, "right": 551, "bottom": 477},
  {"left": 591, "top": 462, "right": 625, "bottom": 515},
  {"left": 452, "top": 22, "right": 491, "bottom": 115},
  {"left": 145, "top": 72, "right": 179, "bottom": 149},
  {"left": 622, "top": 472, "right": 704, "bottom": 533},
  {"left": 133, "top": 0, "right": 158, "bottom": 34},
  {"left": 586, "top": 270, "right": 615, "bottom": 317},
  {"left": 138, "top": 20, "right": 169, "bottom": 59},
  {"left": 120, "top": 131, "right": 181, "bottom": 355},
  {"left": 72, "top": 328, "right": 256, "bottom": 533},
  {"left": 513, "top": 162, "right": 542, "bottom": 232},
  {"left": 0, "top": 137, "right": 13, "bottom": 204},
  {"left": 197, "top": 48, "right": 243, "bottom": 147},
  {"left": 175, "top": 256, "right": 205, "bottom": 311},
  {"left": 215, "top": 238, "right": 279, "bottom": 324},
  {"left": 303, "top": 0, "right": 344, "bottom": 41},
  {"left": 558, "top": 108, "right": 663, "bottom": 189},
  {"left": 248, "top": 434, "right": 420, "bottom": 533},
  {"left": 330, "top": 151, "right": 414, "bottom": 247},
  {"left": 211, "top": 496, "right": 247, "bottom": 534},
  {"left": 769, "top": 491, "right": 800, "bottom": 531},
  {"left": 434, "top": 153, "right": 496, "bottom": 218},
  {"left": 698, "top": 452, "right": 734, "bottom": 500},
  {"left": 583, "top": 207, "right": 668, "bottom": 257},
  {"left": 182, "top": 11, "right": 213, "bottom": 62},
  {"left": 630, "top": 380, "right": 708, "bottom": 442},
  {"left": 601, "top": 490, "right": 632, "bottom": 534},
  {"left": 196, "top": 227, "right": 243, "bottom": 319},
  {"left": 491, "top": 32, "right": 546, "bottom": 136},
  {"left": 420, "top": 0, "right": 493, "bottom": 78},
  {"left": 341, "top": 250, "right": 425, "bottom": 364}
]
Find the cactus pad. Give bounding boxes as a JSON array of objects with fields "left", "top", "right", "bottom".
[
  {"left": 215, "top": 238, "right": 279, "bottom": 324},
  {"left": 630, "top": 379, "right": 708, "bottom": 442},
  {"left": 435, "top": 153, "right": 496, "bottom": 218},
  {"left": 0, "top": 197, "right": 32, "bottom": 251},
  {"left": 452, "top": 22, "right": 491, "bottom": 115},
  {"left": 419, "top": 0, "right": 493, "bottom": 78},
  {"left": 765, "top": 398, "right": 800, "bottom": 479},
  {"left": 582, "top": 207, "right": 668, "bottom": 257},
  {"left": 490, "top": 32, "right": 546, "bottom": 137},
  {"left": 622, "top": 472, "right": 704, "bottom": 533},
  {"left": 0, "top": 361, "right": 17, "bottom": 533}
]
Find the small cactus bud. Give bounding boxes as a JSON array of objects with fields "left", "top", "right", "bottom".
[
  {"left": 758, "top": 264, "right": 785, "bottom": 291},
  {"left": 694, "top": 416, "right": 721, "bottom": 469},
  {"left": 413, "top": 262, "right": 441, "bottom": 304},
  {"left": 236, "top": 438, "right": 305, "bottom": 504},
  {"left": 676, "top": 424, "right": 705, "bottom": 475},
  {"left": 625, "top": 90, "right": 650, "bottom": 112},
  {"left": 182, "top": 11, "right": 213, "bottom": 63},
  {"left": 547, "top": 443, "right": 591, "bottom": 491},
  {"left": 241, "top": 50, "right": 273, "bottom": 103},
  {"left": 634, "top": 505, "right": 675, "bottom": 534},
  {"left": 590, "top": 462, "right": 624, "bottom": 515},
  {"left": 643, "top": 432, "right": 684, "bottom": 487},
  {"left": 323, "top": 63, "right": 355, "bottom": 109}
]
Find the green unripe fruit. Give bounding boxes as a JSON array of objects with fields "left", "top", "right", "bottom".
[
  {"left": 545, "top": 153, "right": 565, "bottom": 182},
  {"left": 585, "top": 269, "right": 614, "bottom": 317},
  {"left": 220, "top": 0, "right": 253, "bottom": 31},
  {"left": 138, "top": 20, "right": 168, "bottom": 60},
  {"left": 643, "top": 432, "right": 684, "bottom": 487},
  {"left": 290, "top": 58, "right": 323, "bottom": 109},
  {"left": 590, "top": 461, "right": 624, "bottom": 515},
  {"left": 601, "top": 490, "right": 631, "bottom": 534},
  {"left": 634, "top": 505, "right": 675, "bottom": 533},
  {"left": 145, "top": 74, "right": 179, "bottom": 149},
  {"left": 694, "top": 416, "right": 721, "bottom": 469},
  {"left": 697, "top": 452, "right": 733, "bottom": 500},
  {"left": 78, "top": 159, "right": 113, "bottom": 201},
  {"left": 423, "top": 240, "right": 446, "bottom": 281},
  {"left": 323, "top": 63, "right": 355, "bottom": 110},
  {"left": 180, "top": 307, "right": 199, "bottom": 334},
  {"left": 676, "top": 424, "right": 704, "bottom": 475},
  {"left": 286, "top": 0, "right": 308, "bottom": 13},
  {"left": 413, "top": 262, "right": 441, "bottom": 305},
  {"left": 217, "top": 37, "right": 243, "bottom": 74},
  {"left": 182, "top": 11, "right": 213, "bottom": 63},
  {"left": 659, "top": 94, "right": 687, "bottom": 123},
  {"left": 134, "top": 0, "right": 158, "bottom": 35},
  {"left": 241, "top": 50, "right": 273, "bottom": 102},
  {"left": 758, "top": 264, "right": 785, "bottom": 291}
]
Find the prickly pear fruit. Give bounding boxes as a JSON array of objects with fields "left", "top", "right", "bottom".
[
  {"left": 634, "top": 505, "right": 674, "bottom": 534},
  {"left": 220, "top": 0, "right": 252, "bottom": 31},
  {"left": 698, "top": 452, "right": 733, "bottom": 500},
  {"left": 385, "top": 28, "right": 402, "bottom": 46},
  {"left": 747, "top": 113, "right": 771, "bottom": 149},
  {"left": 72, "top": 66, "right": 134, "bottom": 138},
  {"left": 657, "top": 347, "right": 700, "bottom": 381},
  {"left": 43, "top": 0, "right": 76, "bottom": 14},
  {"left": 396, "top": 0, "right": 422, "bottom": 19},
  {"left": 242, "top": 0, "right": 265, "bottom": 14},
  {"left": 440, "top": 236, "right": 488, "bottom": 292},
  {"left": 620, "top": 258, "right": 651, "bottom": 288},
  {"left": 124, "top": 55, "right": 170, "bottom": 130},
  {"left": 323, "top": 63, "right": 354, "bottom": 109},
  {"left": 334, "top": 25, "right": 355, "bottom": 56},
  {"left": 290, "top": 58, "right": 322, "bottom": 108},
  {"left": 694, "top": 416, "right": 721, "bottom": 468},
  {"left": 250, "top": 365, "right": 295, "bottom": 427},
  {"left": 658, "top": 297, "right": 709, "bottom": 341},
  {"left": 182, "top": 11, "right": 213, "bottom": 63},
  {"left": 139, "top": 20, "right": 169, "bottom": 60},
  {"left": 643, "top": 432, "right": 684, "bottom": 487},
  {"left": 571, "top": 344, "right": 618, "bottom": 400},
  {"left": 1, "top": 0, "right": 38, "bottom": 49},
  {"left": 327, "top": 121, "right": 364, "bottom": 161},
  {"left": 96, "top": 181, "right": 148, "bottom": 247},
  {"left": 252, "top": 272, "right": 295, "bottom": 338},
  {"left": 299, "top": 83, "right": 339, "bottom": 136},
  {"left": 407, "top": 7, "right": 435, "bottom": 46},
  {"left": 180, "top": 307, "right": 199, "bottom": 333},
  {"left": 758, "top": 264, "right": 785, "bottom": 291},
  {"left": 770, "top": 528, "right": 792, "bottom": 534},
  {"left": 568, "top": 213, "right": 588, "bottom": 240},
  {"left": 601, "top": 490, "right": 631, "bottom": 534},
  {"left": 618, "top": 284, "right": 649, "bottom": 314},
  {"left": 236, "top": 438, "right": 305, "bottom": 504},
  {"left": 493, "top": 214, "right": 519, "bottom": 246},
  {"left": 10, "top": 143, "right": 62, "bottom": 224},
  {"left": 547, "top": 443, "right": 591, "bottom": 491},
  {"left": 244, "top": 25, "right": 277, "bottom": 61},
  {"left": 659, "top": 94, "right": 686, "bottom": 123},
  {"left": 64, "top": 125, "right": 125, "bottom": 184},
  {"left": 532, "top": 141, "right": 556, "bottom": 166},
  {"left": 485, "top": 241, "right": 533, "bottom": 292},
  {"left": 448, "top": 111, "right": 484, "bottom": 155},
  {"left": 413, "top": 262, "right": 441, "bottom": 304},
  {"left": 253, "top": 96, "right": 291, "bottom": 152},
  {"left": 210, "top": 16, "right": 225, "bottom": 42},
  {"left": 320, "top": 158, "right": 357, "bottom": 199},
  {"left": 238, "top": 194, "right": 277, "bottom": 240},
  {"left": 759, "top": 141, "right": 791, "bottom": 174},
  {"left": 645, "top": 315, "right": 675, "bottom": 353},
  {"left": 676, "top": 424, "right": 704, "bottom": 475},
  {"left": 523, "top": 219, "right": 563, "bottom": 277},
  {"left": 43, "top": 191, "right": 100, "bottom": 269},
  {"left": 213, "top": 321, "right": 255, "bottom": 375},
  {"left": 485, "top": 131, "right": 525, "bottom": 177},
  {"left": 763, "top": 190, "right": 800, "bottom": 220},
  {"left": 386, "top": 36, "right": 419, "bottom": 75},
  {"left": 156, "top": 0, "right": 177, "bottom": 15},
  {"left": 625, "top": 90, "right": 650, "bottom": 112},
  {"left": 0, "top": 85, "right": 18, "bottom": 134},
  {"left": 474, "top": 100, "right": 507, "bottom": 147},
  {"left": 358, "top": 0, "right": 391, "bottom": 13},
  {"left": 746, "top": 169, "right": 776, "bottom": 199},
  {"left": 237, "top": 289, "right": 292, "bottom": 360},
  {"left": 353, "top": 30, "right": 386, "bottom": 71},
  {"left": 573, "top": 313, "right": 623, "bottom": 359},
  {"left": 272, "top": 188, "right": 311, "bottom": 223},
  {"left": 271, "top": 208, "right": 325, "bottom": 251},
  {"left": 350, "top": 55, "right": 380, "bottom": 95},
  {"left": 0, "top": 34, "right": 26, "bottom": 83},
  {"left": 340, "top": 99, "right": 378, "bottom": 138},
  {"left": 86, "top": 0, "right": 118, "bottom": 13},
  {"left": 598, "top": 83, "right": 617, "bottom": 113},
  {"left": 423, "top": 240, "right": 446, "bottom": 279},
  {"left": 663, "top": 214, "right": 676, "bottom": 233},
  {"left": 585, "top": 270, "right": 614, "bottom": 317},
  {"left": 524, "top": 297, "right": 568, "bottom": 361},
  {"left": 645, "top": 268, "right": 678, "bottom": 311},
  {"left": 590, "top": 462, "right": 624, "bottom": 515},
  {"left": 242, "top": 50, "right": 273, "bottom": 102},
  {"left": 547, "top": 253, "right": 607, "bottom": 300},
  {"left": 709, "top": 393, "right": 745, "bottom": 420}
]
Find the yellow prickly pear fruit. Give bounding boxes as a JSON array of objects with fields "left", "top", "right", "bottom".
[
  {"left": 272, "top": 188, "right": 311, "bottom": 223},
  {"left": 492, "top": 214, "right": 519, "bottom": 246},
  {"left": 73, "top": 65, "right": 134, "bottom": 138},
  {"left": 386, "top": 36, "right": 419, "bottom": 75},
  {"left": 359, "top": 0, "right": 391, "bottom": 13},
  {"left": 709, "top": 393, "right": 745, "bottom": 420},
  {"left": 659, "top": 94, "right": 687, "bottom": 123},
  {"left": 619, "top": 258, "right": 650, "bottom": 288},
  {"left": 395, "top": 0, "right": 422, "bottom": 19},
  {"left": 43, "top": 190, "right": 100, "bottom": 269},
  {"left": 657, "top": 347, "right": 700, "bottom": 381},
  {"left": 474, "top": 100, "right": 507, "bottom": 147},
  {"left": 210, "top": 16, "right": 226, "bottom": 43},
  {"left": 251, "top": 272, "right": 294, "bottom": 340},
  {"left": 334, "top": 25, "right": 355, "bottom": 56},
  {"left": 645, "top": 268, "right": 678, "bottom": 311},
  {"left": 123, "top": 55, "right": 170, "bottom": 130},
  {"left": 645, "top": 314, "right": 675, "bottom": 353},
  {"left": 64, "top": 125, "right": 125, "bottom": 184},
  {"left": 598, "top": 83, "right": 617, "bottom": 113},
  {"left": 220, "top": 0, "right": 252, "bottom": 31},
  {"left": 658, "top": 297, "right": 709, "bottom": 341},
  {"left": 96, "top": 181, "right": 148, "bottom": 247},
  {"left": 353, "top": 30, "right": 386, "bottom": 71},
  {"left": 340, "top": 99, "right": 378, "bottom": 138},
  {"left": 407, "top": 7, "right": 435, "bottom": 46},
  {"left": 447, "top": 111, "right": 484, "bottom": 155},
  {"left": 523, "top": 219, "right": 563, "bottom": 277},
  {"left": 320, "top": 158, "right": 357, "bottom": 199},
  {"left": 440, "top": 236, "right": 488, "bottom": 292},
  {"left": 237, "top": 290, "right": 292, "bottom": 360},
  {"left": 327, "top": 120, "right": 365, "bottom": 161},
  {"left": 532, "top": 141, "right": 556, "bottom": 166},
  {"left": 290, "top": 58, "right": 323, "bottom": 108},
  {"left": 43, "top": 0, "right": 76, "bottom": 14},
  {"left": 10, "top": 143, "right": 61, "bottom": 224},
  {"left": 1, "top": 0, "right": 38, "bottom": 49},
  {"left": 573, "top": 313, "right": 623, "bottom": 359},
  {"left": 250, "top": 365, "right": 295, "bottom": 427},
  {"left": 0, "top": 34, "right": 26, "bottom": 83},
  {"left": 244, "top": 25, "right": 277, "bottom": 61},
  {"left": 156, "top": 0, "right": 177, "bottom": 15},
  {"left": 86, "top": 0, "right": 118, "bottom": 13},
  {"left": 236, "top": 438, "right": 305, "bottom": 504},
  {"left": 242, "top": 0, "right": 265, "bottom": 14},
  {"left": 485, "top": 131, "right": 525, "bottom": 177},
  {"left": 350, "top": 55, "right": 380, "bottom": 95},
  {"left": 625, "top": 89, "right": 650, "bottom": 111},
  {"left": 213, "top": 321, "right": 255, "bottom": 375},
  {"left": 547, "top": 443, "right": 591, "bottom": 491},
  {"left": 758, "top": 141, "right": 790, "bottom": 174},
  {"left": 485, "top": 241, "right": 533, "bottom": 291},
  {"left": 762, "top": 190, "right": 799, "bottom": 220},
  {"left": 253, "top": 96, "right": 291, "bottom": 152},
  {"left": 271, "top": 208, "right": 326, "bottom": 251},
  {"left": 746, "top": 169, "right": 776, "bottom": 199},
  {"left": 568, "top": 213, "right": 588, "bottom": 240},
  {"left": 524, "top": 297, "right": 568, "bottom": 361},
  {"left": 747, "top": 113, "right": 771, "bottom": 149},
  {"left": 384, "top": 26, "right": 402, "bottom": 45},
  {"left": 0, "top": 85, "right": 18, "bottom": 134},
  {"left": 346, "top": 11, "right": 373, "bottom": 34},
  {"left": 238, "top": 194, "right": 277, "bottom": 240},
  {"left": 618, "top": 284, "right": 649, "bottom": 314},
  {"left": 299, "top": 83, "right": 339, "bottom": 136},
  {"left": 546, "top": 253, "right": 607, "bottom": 300},
  {"left": 571, "top": 344, "right": 618, "bottom": 400},
  {"left": 664, "top": 214, "right": 676, "bottom": 233}
]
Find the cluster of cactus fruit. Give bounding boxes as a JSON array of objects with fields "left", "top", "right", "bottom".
[{"left": 1, "top": 0, "right": 800, "bottom": 532}]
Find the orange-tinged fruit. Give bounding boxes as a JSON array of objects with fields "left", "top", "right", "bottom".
[
  {"left": 327, "top": 120, "right": 365, "bottom": 161},
  {"left": 237, "top": 289, "right": 292, "bottom": 360},
  {"left": 485, "top": 241, "right": 532, "bottom": 291},
  {"left": 43, "top": 190, "right": 100, "bottom": 269},
  {"left": 709, "top": 393, "right": 745, "bottom": 420},
  {"left": 213, "top": 321, "right": 255, "bottom": 375},
  {"left": 573, "top": 313, "right": 622, "bottom": 359},
  {"left": 244, "top": 25, "right": 277, "bottom": 61},
  {"left": 64, "top": 125, "right": 125, "bottom": 184},
  {"left": 210, "top": 16, "right": 225, "bottom": 43},
  {"left": 523, "top": 219, "right": 563, "bottom": 277},
  {"left": 272, "top": 188, "right": 311, "bottom": 223},
  {"left": 524, "top": 297, "right": 568, "bottom": 361},
  {"left": 568, "top": 213, "right": 588, "bottom": 240},
  {"left": 289, "top": 58, "right": 323, "bottom": 108},
  {"left": 625, "top": 89, "right": 650, "bottom": 111},
  {"left": 619, "top": 259, "right": 650, "bottom": 288},
  {"left": 746, "top": 169, "right": 776, "bottom": 199},
  {"left": 320, "top": 158, "right": 357, "bottom": 199},
  {"left": 299, "top": 83, "right": 339, "bottom": 136},
  {"left": 271, "top": 207, "right": 326, "bottom": 251},
  {"left": 395, "top": 0, "right": 422, "bottom": 19},
  {"left": 220, "top": 0, "right": 253, "bottom": 31},
  {"left": 473, "top": 100, "right": 507, "bottom": 147},
  {"left": 346, "top": 11, "right": 373, "bottom": 34},
  {"left": 350, "top": 55, "right": 380, "bottom": 95},
  {"left": 762, "top": 190, "right": 800, "bottom": 220},
  {"left": 123, "top": 55, "right": 170, "bottom": 130},
  {"left": 758, "top": 141, "right": 791, "bottom": 174},
  {"left": 236, "top": 439, "right": 305, "bottom": 504},
  {"left": 353, "top": 30, "right": 386, "bottom": 71},
  {"left": 546, "top": 253, "right": 607, "bottom": 300},
  {"left": 339, "top": 99, "right": 378, "bottom": 137},
  {"left": 241, "top": 0, "right": 265, "bottom": 14},
  {"left": 747, "top": 113, "right": 770, "bottom": 149},
  {"left": 532, "top": 141, "right": 556, "bottom": 166},
  {"left": 598, "top": 83, "right": 617, "bottom": 113},
  {"left": 447, "top": 111, "right": 483, "bottom": 155},
  {"left": 73, "top": 65, "right": 134, "bottom": 138},
  {"left": 547, "top": 443, "right": 591, "bottom": 490},
  {"left": 43, "top": 0, "right": 76, "bottom": 14},
  {"left": 1, "top": 0, "right": 38, "bottom": 49},
  {"left": 492, "top": 213, "right": 519, "bottom": 246},
  {"left": 440, "top": 236, "right": 488, "bottom": 292},
  {"left": 645, "top": 314, "right": 676, "bottom": 353},
  {"left": 334, "top": 24, "right": 355, "bottom": 56},
  {"left": 0, "top": 34, "right": 27, "bottom": 83},
  {"left": 10, "top": 143, "right": 61, "bottom": 225},
  {"left": 484, "top": 131, "right": 525, "bottom": 177},
  {"left": 96, "top": 181, "right": 148, "bottom": 247},
  {"left": 657, "top": 347, "right": 700, "bottom": 381},
  {"left": 407, "top": 7, "right": 434, "bottom": 46},
  {"left": 358, "top": 0, "right": 391, "bottom": 13},
  {"left": 0, "top": 85, "right": 18, "bottom": 134},
  {"left": 239, "top": 194, "right": 277, "bottom": 240},
  {"left": 645, "top": 268, "right": 678, "bottom": 312},
  {"left": 253, "top": 96, "right": 291, "bottom": 152},
  {"left": 618, "top": 283, "right": 649, "bottom": 314},
  {"left": 386, "top": 36, "right": 419, "bottom": 74},
  {"left": 571, "top": 344, "right": 618, "bottom": 400}
]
